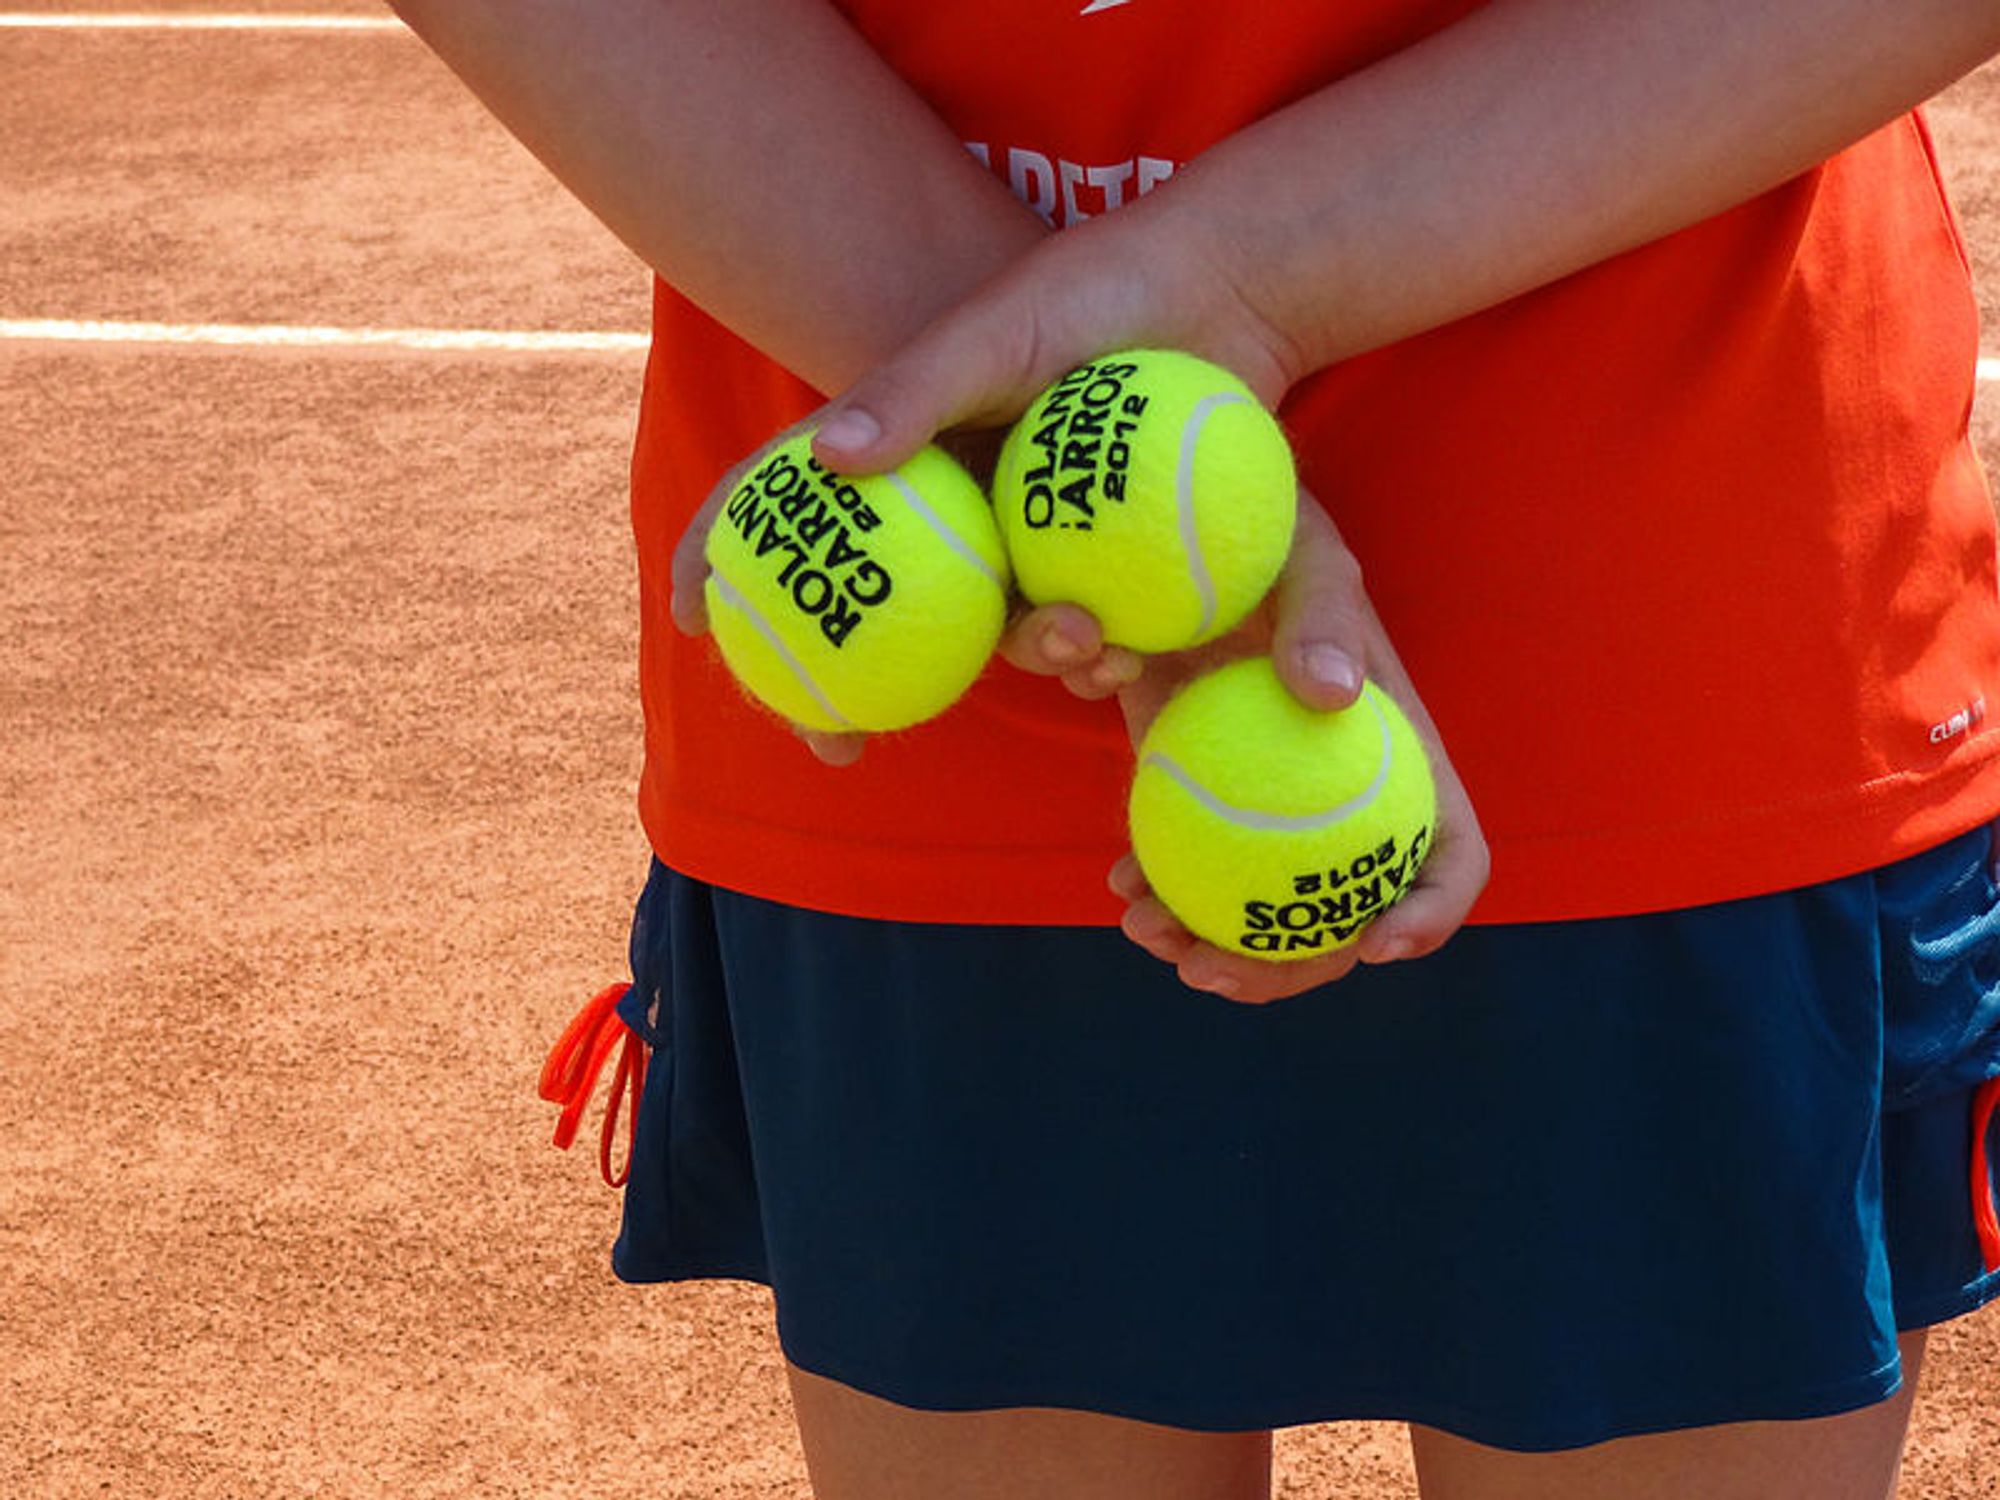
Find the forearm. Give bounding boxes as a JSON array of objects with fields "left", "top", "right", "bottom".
[
  {"left": 389, "top": 0, "right": 1045, "bottom": 390},
  {"left": 1160, "top": 0, "right": 2000, "bottom": 379}
]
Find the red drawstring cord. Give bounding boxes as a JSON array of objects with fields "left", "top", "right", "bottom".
[
  {"left": 1973, "top": 1076, "right": 2000, "bottom": 1274},
  {"left": 538, "top": 983, "right": 648, "bottom": 1188}
]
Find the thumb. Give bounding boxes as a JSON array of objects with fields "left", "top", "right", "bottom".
[
  {"left": 812, "top": 298, "right": 1046, "bottom": 475},
  {"left": 1269, "top": 499, "right": 1369, "bottom": 712}
]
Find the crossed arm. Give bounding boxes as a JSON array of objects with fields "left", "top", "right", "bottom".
[
  {"left": 388, "top": 0, "right": 1044, "bottom": 389},
  {"left": 393, "top": 0, "right": 2000, "bottom": 1000},
  {"left": 392, "top": 0, "right": 2000, "bottom": 397}
]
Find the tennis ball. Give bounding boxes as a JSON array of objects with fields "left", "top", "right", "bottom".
[
  {"left": 992, "top": 350, "right": 1297, "bottom": 653},
  {"left": 703, "top": 430, "right": 1009, "bottom": 733},
  {"left": 1129, "top": 658, "right": 1436, "bottom": 960}
]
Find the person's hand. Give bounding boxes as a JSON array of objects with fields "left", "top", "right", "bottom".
[
  {"left": 668, "top": 421, "right": 1011, "bottom": 768},
  {"left": 667, "top": 417, "right": 872, "bottom": 766},
  {"left": 806, "top": 197, "right": 1300, "bottom": 472},
  {"left": 673, "top": 194, "right": 1287, "bottom": 764},
  {"left": 1123, "top": 555, "right": 1488, "bottom": 1003},
  {"left": 1009, "top": 498, "right": 1490, "bottom": 1005},
  {"left": 795, "top": 206, "right": 1486, "bottom": 998}
]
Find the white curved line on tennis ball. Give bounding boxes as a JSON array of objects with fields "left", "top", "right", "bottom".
[
  {"left": 1136, "top": 692, "right": 1394, "bottom": 832},
  {"left": 1176, "top": 392, "right": 1250, "bottom": 640},
  {"left": 887, "top": 472, "right": 1004, "bottom": 588},
  {"left": 707, "top": 567, "right": 856, "bottom": 731}
]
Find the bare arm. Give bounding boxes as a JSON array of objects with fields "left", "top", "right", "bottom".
[
  {"left": 816, "top": 0, "right": 2000, "bottom": 439},
  {"left": 799, "top": 0, "right": 2000, "bottom": 1002},
  {"left": 387, "top": 0, "right": 1045, "bottom": 392},
  {"left": 1186, "top": 0, "right": 2000, "bottom": 380}
]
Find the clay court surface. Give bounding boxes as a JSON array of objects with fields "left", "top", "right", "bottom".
[{"left": 3, "top": 7, "right": 2000, "bottom": 1497}]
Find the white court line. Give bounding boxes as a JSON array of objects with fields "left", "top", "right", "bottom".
[
  {"left": 0, "top": 320, "right": 1993, "bottom": 376},
  {"left": 0, "top": 319, "right": 647, "bottom": 354},
  {"left": 0, "top": 12, "right": 405, "bottom": 29}
]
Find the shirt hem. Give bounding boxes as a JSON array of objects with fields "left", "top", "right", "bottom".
[
  {"left": 644, "top": 796, "right": 1129, "bottom": 926},
  {"left": 643, "top": 738, "right": 2000, "bottom": 928},
  {"left": 1467, "top": 738, "right": 2000, "bottom": 925}
]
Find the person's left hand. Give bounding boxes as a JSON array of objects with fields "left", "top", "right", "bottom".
[{"left": 1019, "top": 497, "right": 1490, "bottom": 1006}]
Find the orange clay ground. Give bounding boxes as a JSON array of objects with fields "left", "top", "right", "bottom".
[{"left": 2, "top": 7, "right": 1997, "bottom": 1497}]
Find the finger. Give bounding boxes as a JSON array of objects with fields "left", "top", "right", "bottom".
[
  {"left": 1113, "top": 863, "right": 1363, "bottom": 1005},
  {"left": 673, "top": 417, "right": 825, "bottom": 636},
  {"left": 670, "top": 488, "right": 729, "bottom": 636},
  {"left": 1118, "top": 895, "right": 1202, "bottom": 966},
  {"left": 1352, "top": 812, "right": 1491, "bottom": 966},
  {"left": 811, "top": 295, "right": 1048, "bottom": 476},
  {"left": 1107, "top": 853, "right": 1151, "bottom": 903},
  {"left": 999, "top": 603, "right": 1105, "bottom": 676},
  {"left": 1067, "top": 646, "right": 1145, "bottom": 701},
  {"left": 798, "top": 727, "right": 867, "bottom": 767},
  {"left": 997, "top": 605, "right": 1146, "bottom": 700},
  {"left": 1176, "top": 941, "right": 1360, "bottom": 1005},
  {"left": 1269, "top": 500, "right": 1370, "bottom": 712}
]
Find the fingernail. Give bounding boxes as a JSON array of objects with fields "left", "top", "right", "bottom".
[
  {"left": 1088, "top": 657, "right": 1131, "bottom": 693},
  {"left": 815, "top": 409, "right": 881, "bottom": 454},
  {"left": 1368, "top": 936, "right": 1412, "bottom": 963},
  {"left": 1303, "top": 645, "right": 1362, "bottom": 695},
  {"left": 1041, "top": 630, "right": 1087, "bottom": 665}
]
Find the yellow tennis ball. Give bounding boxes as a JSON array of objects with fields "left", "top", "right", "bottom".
[
  {"left": 992, "top": 350, "right": 1297, "bottom": 653},
  {"left": 703, "top": 430, "right": 1009, "bottom": 733},
  {"left": 1129, "top": 658, "right": 1437, "bottom": 960}
]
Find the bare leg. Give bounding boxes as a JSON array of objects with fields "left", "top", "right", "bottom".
[
  {"left": 1409, "top": 1329, "right": 1927, "bottom": 1500},
  {"left": 786, "top": 1362, "right": 1273, "bottom": 1500}
]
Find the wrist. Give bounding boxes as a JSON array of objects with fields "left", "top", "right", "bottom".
[{"left": 1116, "top": 180, "right": 1315, "bottom": 406}]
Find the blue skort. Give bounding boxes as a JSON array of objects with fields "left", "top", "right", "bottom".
[{"left": 592, "top": 826, "right": 2000, "bottom": 1451}]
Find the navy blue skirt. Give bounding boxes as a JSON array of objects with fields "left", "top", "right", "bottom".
[{"left": 592, "top": 827, "right": 2000, "bottom": 1451}]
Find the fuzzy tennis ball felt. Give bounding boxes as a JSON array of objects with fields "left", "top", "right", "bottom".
[
  {"left": 991, "top": 350, "right": 1297, "bottom": 653},
  {"left": 1129, "top": 657, "right": 1437, "bottom": 960},
  {"left": 703, "top": 429, "right": 1009, "bottom": 733}
]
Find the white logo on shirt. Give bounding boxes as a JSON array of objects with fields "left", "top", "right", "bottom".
[
  {"left": 963, "top": 141, "right": 1177, "bottom": 227},
  {"left": 1080, "top": 0, "right": 1135, "bottom": 13},
  {"left": 1930, "top": 696, "right": 1987, "bottom": 745}
]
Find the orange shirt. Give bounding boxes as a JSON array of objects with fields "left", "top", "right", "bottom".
[{"left": 630, "top": 0, "right": 2000, "bottom": 926}]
